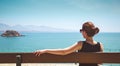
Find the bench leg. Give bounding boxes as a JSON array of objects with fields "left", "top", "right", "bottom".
[{"left": 16, "top": 55, "right": 21, "bottom": 66}]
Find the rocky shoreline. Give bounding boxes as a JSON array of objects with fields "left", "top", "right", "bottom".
[{"left": 1, "top": 30, "right": 22, "bottom": 37}]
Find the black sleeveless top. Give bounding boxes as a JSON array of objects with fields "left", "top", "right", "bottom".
[{"left": 78, "top": 41, "right": 101, "bottom": 66}]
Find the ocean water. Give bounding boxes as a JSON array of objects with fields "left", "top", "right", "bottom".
[
  {"left": 0, "top": 32, "right": 120, "bottom": 66},
  {"left": 0, "top": 32, "right": 120, "bottom": 52}
]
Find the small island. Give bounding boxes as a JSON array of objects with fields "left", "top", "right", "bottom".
[{"left": 1, "top": 30, "right": 22, "bottom": 37}]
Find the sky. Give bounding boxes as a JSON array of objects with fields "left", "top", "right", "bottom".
[{"left": 0, "top": 0, "right": 120, "bottom": 32}]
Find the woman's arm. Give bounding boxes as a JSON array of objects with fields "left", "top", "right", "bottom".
[{"left": 34, "top": 41, "right": 82, "bottom": 56}]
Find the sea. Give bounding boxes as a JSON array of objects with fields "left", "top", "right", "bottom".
[{"left": 0, "top": 32, "right": 120, "bottom": 66}]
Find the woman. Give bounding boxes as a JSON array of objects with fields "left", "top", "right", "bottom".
[{"left": 34, "top": 21, "right": 103, "bottom": 66}]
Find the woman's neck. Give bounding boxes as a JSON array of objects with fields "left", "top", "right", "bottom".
[{"left": 85, "top": 37, "right": 94, "bottom": 44}]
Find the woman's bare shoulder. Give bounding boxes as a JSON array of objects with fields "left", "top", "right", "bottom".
[
  {"left": 77, "top": 41, "right": 84, "bottom": 45},
  {"left": 76, "top": 41, "right": 84, "bottom": 50}
]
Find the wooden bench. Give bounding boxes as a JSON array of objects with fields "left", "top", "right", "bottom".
[{"left": 0, "top": 52, "right": 120, "bottom": 66}]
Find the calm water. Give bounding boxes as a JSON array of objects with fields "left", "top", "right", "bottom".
[
  {"left": 0, "top": 32, "right": 120, "bottom": 52},
  {"left": 0, "top": 32, "right": 120, "bottom": 66}
]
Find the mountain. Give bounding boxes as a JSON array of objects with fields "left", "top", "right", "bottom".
[
  {"left": 0, "top": 23, "right": 74, "bottom": 32},
  {"left": 0, "top": 23, "right": 11, "bottom": 31},
  {"left": 0, "top": 23, "right": 9, "bottom": 28}
]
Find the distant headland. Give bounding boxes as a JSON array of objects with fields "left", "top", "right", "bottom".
[{"left": 1, "top": 30, "right": 22, "bottom": 37}]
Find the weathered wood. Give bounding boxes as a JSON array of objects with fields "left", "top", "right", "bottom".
[{"left": 0, "top": 52, "right": 120, "bottom": 63}]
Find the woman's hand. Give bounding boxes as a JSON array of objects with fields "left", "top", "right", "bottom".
[{"left": 34, "top": 50, "right": 47, "bottom": 56}]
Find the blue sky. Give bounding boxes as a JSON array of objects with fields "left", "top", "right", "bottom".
[{"left": 0, "top": 0, "right": 120, "bottom": 32}]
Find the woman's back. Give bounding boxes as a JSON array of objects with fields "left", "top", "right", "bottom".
[{"left": 78, "top": 41, "right": 101, "bottom": 66}]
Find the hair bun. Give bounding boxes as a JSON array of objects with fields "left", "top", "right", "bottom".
[
  {"left": 81, "top": 22, "right": 100, "bottom": 37},
  {"left": 94, "top": 27, "right": 99, "bottom": 34}
]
